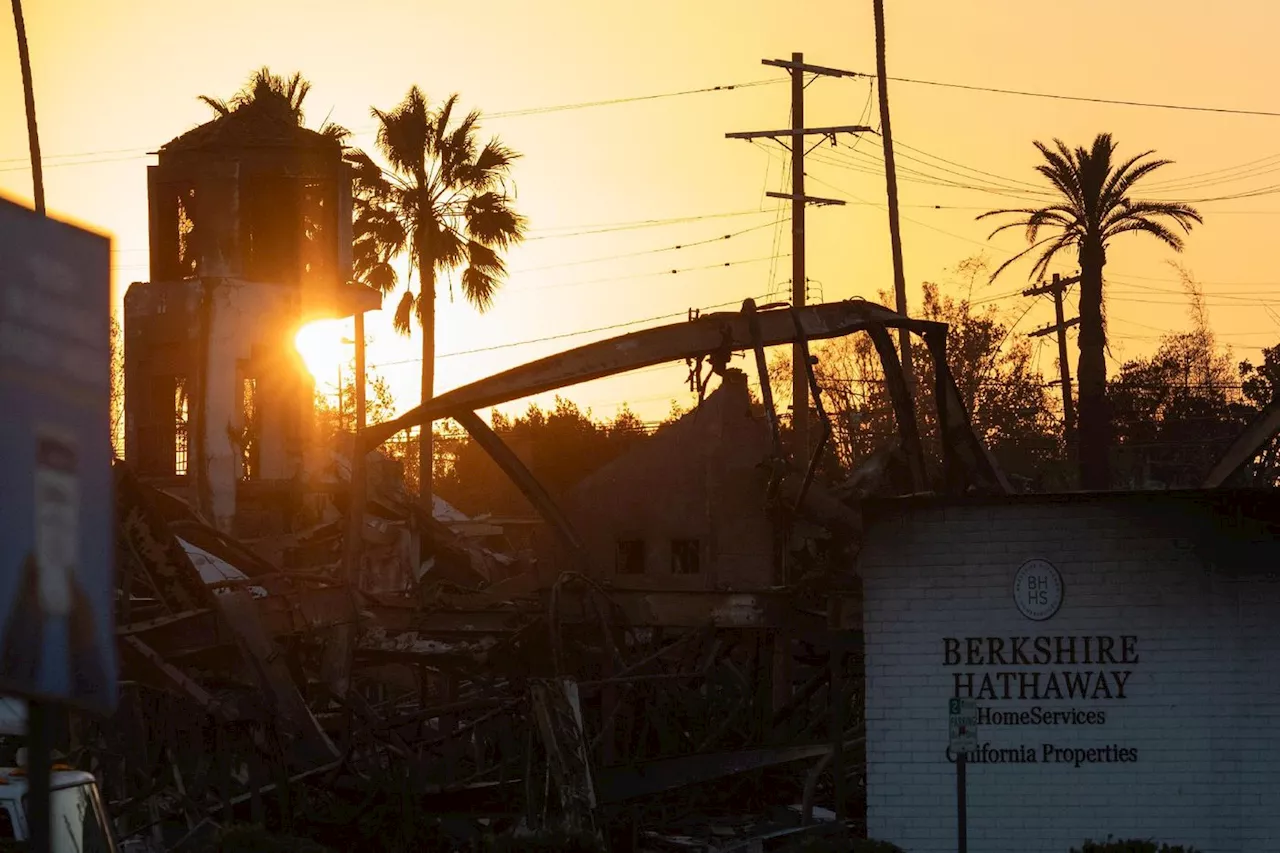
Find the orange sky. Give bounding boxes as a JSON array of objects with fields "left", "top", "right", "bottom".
[{"left": 4, "top": 0, "right": 1279, "bottom": 427}]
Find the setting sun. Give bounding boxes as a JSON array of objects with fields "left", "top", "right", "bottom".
[{"left": 293, "top": 318, "right": 351, "bottom": 385}]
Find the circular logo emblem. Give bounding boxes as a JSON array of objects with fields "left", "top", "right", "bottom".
[{"left": 1013, "top": 559, "right": 1063, "bottom": 621}]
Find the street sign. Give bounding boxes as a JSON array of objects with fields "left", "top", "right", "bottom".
[
  {"left": 0, "top": 197, "right": 116, "bottom": 715},
  {"left": 949, "top": 697, "right": 977, "bottom": 753}
]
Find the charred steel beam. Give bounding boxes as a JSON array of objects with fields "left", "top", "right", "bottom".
[
  {"left": 866, "top": 323, "right": 926, "bottom": 490},
  {"left": 119, "top": 584, "right": 356, "bottom": 659},
  {"left": 1204, "top": 399, "right": 1280, "bottom": 488},
  {"left": 791, "top": 306, "right": 834, "bottom": 514},
  {"left": 923, "top": 329, "right": 1012, "bottom": 494},
  {"left": 744, "top": 299, "right": 784, "bottom": 460},
  {"left": 452, "top": 409, "right": 589, "bottom": 567},
  {"left": 363, "top": 300, "right": 943, "bottom": 451}
]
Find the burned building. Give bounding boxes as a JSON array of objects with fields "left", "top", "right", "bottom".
[
  {"left": 565, "top": 369, "right": 777, "bottom": 590},
  {"left": 123, "top": 95, "right": 378, "bottom": 535}
]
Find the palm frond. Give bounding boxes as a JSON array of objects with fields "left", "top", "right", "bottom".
[
  {"left": 466, "top": 240, "right": 505, "bottom": 275},
  {"left": 460, "top": 265, "right": 500, "bottom": 313},
  {"left": 393, "top": 290, "right": 417, "bottom": 335},
  {"left": 1027, "top": 233, "right": 1077, "bottom": 282},
  {"left": 433, "top": 94, "right": 462, "bottom": 158},
  {"left": 197, "top": 95, "right": 232, "bottom": 116},
  {"left": 465, "top": 193, "right": 527, "bottom": 248},
  {"left": 360, "top": 260, "right": 399, "bottom": 296},
  {"left": 1105, "top": 217, "right": 1188, "bottom": 252},
  {"left": 319, "top": 121, "right": 351, "bottom": 144},
  {"left": 987, "top": 233, "right": 1072, "bottom": 282},
  {"left": 457, "top": 138, "right": 520, "bottom": 191},
  {"left": 1104, "top": 200, "right": 1202, "bottom": 235}
]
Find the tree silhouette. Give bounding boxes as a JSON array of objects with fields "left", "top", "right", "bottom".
[
  {"left": 978, "top": 134, "right": 1201, "bottom": 489},
  {"left": 770, "top": 258, "right": 1061, "bottom": 490},
  {"left": 1109, "top": 272, "right": 1249, "bottom": 487},
  {"left": 197, "top": 67, "right": 349, "bottom": 141},
  {"left": 347, "top": 86, "right": 526, "bottom": 513},
  {"left": 434, "top": 400, "right": 648, "bottom": 516}
]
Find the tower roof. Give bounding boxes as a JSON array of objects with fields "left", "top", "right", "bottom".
[{"left": 161, "top": 96, "right": 341, "bottom": 154}]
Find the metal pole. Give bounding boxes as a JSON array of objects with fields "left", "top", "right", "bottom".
[
  {"left": 956, "top": 751, "right": 967, "bottom": 853},
  {"left": 790, "top": 51, "right": 809, "bottom": 455},
  {"left": 29, "top": 701, "right": 51, "bottom": 853}
]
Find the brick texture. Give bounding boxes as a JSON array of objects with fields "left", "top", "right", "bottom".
[{"left": 859, "top": 495, "right": 1280, "bottom": 853}]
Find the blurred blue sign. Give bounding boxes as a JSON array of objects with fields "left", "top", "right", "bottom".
[{"left": 0, "top": 196, "right": 116, "bottom": 715}]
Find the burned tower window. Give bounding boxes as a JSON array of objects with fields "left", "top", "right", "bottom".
[
  {"left": 173, "top": 376, "right": 189, "bottom": 477},
  {"left": 616, "top": 539, "right": 646, "bottom": 575},
  {"left": 671, "top": 539, "right": 701, "bottom": 575}
]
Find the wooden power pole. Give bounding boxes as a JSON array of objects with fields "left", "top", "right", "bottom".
[
  {"left": 727, "top": 53, "right": 871, "bottom": 454},
  {"left": 1026, "top": 273, "right": 1081, "bottom": 455},
  {"left": 873, "top": 0, "right": 911, "bottom": 394}
]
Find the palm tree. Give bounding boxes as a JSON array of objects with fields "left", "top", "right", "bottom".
[
  {"left": 978, "top": 133, "right": 1201, "bottom": 490},
  {"left": 347, "top": 86, "right": 526, "bottom": 511},
  {"left": 198, "top": 67, "right": 349, "bottom": 141}
]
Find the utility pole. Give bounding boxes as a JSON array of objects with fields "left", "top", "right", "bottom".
[
  {"left": 727, "top": 53, "right": 871, "bottom": 455},
  {"left": 12, "top": 5, "right": 53, "bottom": 853},
  {"left": 353, "top": 318, "right": 366, "bottom": 432},
  {"left": 1026, "top": 273, "right": 1081, "bottom": 459},
  {"left": 873, "top": 0, "right": 912, "bottom": 395}
]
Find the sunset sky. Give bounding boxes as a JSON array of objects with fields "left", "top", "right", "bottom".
[{"left": 4, "top": 1, "right": 1279, "bottom": 428}]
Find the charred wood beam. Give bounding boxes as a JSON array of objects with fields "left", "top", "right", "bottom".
[
  {"left": 114, "top": 461, "right": 217, "bottom": 614},
  {"left": 452, "top": 409, "right": 589, "bottom": 568},
  {"left": 119, "top": 636, "right": 232, "bottom": 721},
  {"left": 531, "top": 678, "right": 598, "bottom": 833}
]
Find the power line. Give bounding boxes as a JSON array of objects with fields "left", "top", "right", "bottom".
[
  {"left": 0, "top": 79, "right": 784, "bottom": 168},
  {"left": 506, "top": 253, "right": 789, "bottom": 295},
  {"left": 484, "top": 78, "right": 782, "bottom": 118},
  {"left": 884, "top": 75, "right": 1280, "bottom": 118},
  {"left": 512, "top": 220, "right": 780, "bottom": 273}
]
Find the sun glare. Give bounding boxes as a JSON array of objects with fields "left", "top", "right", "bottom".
[{"left": 294, "top": 319, "right": 350, "bottom": 383}]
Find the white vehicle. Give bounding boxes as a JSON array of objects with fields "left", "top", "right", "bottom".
[
  {"left": 0, "top": 765, "right": 116, "bottom": 853},
  {"left": 0, "top": 701, "right": 116, "bottom": 852}
]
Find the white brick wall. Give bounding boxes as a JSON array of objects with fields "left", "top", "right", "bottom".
[{"left": 859, "top": 496, "right": 1280, "bottom": 853}]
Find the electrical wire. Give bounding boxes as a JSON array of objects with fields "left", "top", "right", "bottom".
[
  {"left": 0, "top": 79, "right": 784, "bottom": 167},
  {"left": 882, "top": 75, "right": 1280, "bottom": 118},
  {"left": 512, "top": 221, "right": 780, "bottom": 273},
  {"left": 507, "top": 253, "right": 789, "bottom": 295}
]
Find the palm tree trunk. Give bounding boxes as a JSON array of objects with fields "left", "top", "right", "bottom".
[
  {"left": 1076, "top": 242, "right": 1111, "bottom": 489},
  {"left": 419, "top": 269, "right": 435, "bottom": 516},
  {"left": 12, "top": 0, "right": 45, "bottom": 214}
]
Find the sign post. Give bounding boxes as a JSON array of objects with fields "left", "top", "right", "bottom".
[
  {"left": 949, "top": 698, "right": 976, "bottom": 853},
  {"left": 0, "top": 197, "right": 116, "bottom": 853}
]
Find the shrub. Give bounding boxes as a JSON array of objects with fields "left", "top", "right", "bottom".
[
  {"left": 781, "top": 833, "right": 905, "bottom": 853},
  {"left": 1072, "top": 839, "right": 1200, "bottom": 853}
]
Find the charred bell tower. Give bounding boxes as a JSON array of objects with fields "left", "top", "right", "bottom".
[{"left": 124, "top": 95, "right": 378, "bottom": 535}]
